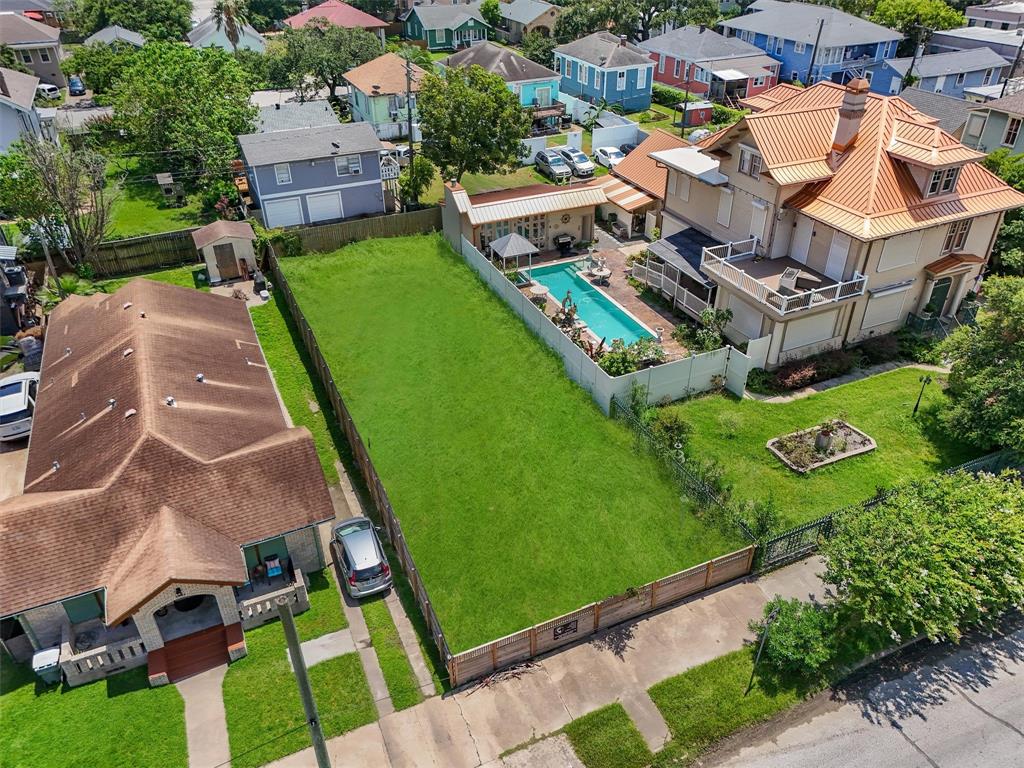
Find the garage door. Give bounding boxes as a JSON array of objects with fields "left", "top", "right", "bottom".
[
  {"left": 861, "top": 290, "right": 908, "bottom": 329},
  {"left": 307, "top": 191, "right": 343, "bottom": 223},
  {"left": 264, "top": 197, "right": 303, "bottom": 228},
  {"left": 782, "top": 309, "right": 838, "bottom": 351},
  {"left": 727, "top": 294, "right": 763, "bottom": 340}
]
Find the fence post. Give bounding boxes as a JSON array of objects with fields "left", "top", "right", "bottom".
[{"left": 704, "top": 560, "right": 714, "bottom": 589}]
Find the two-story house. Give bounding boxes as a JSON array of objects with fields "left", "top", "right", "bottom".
[
  {"left": 554, "top": 32, "right": 655, "bottom": 112},
  {"left": 0, "top": 66, "right": 44, "bottom": 153},
  {"left": 496, "top": 0, "right": 560, "bottom": 43},
  {"left": 0, "top": 12, "right": 66, "bottom": 88},
  {"left": 640, "top": 24, "right": 780, "bottom": 104},
  {"left": 930, "top": 26, "right": 1024, "bottom": 77},
  {"left": 440, "top": 42, "right": 563, "bottom": 132},
  {"left": 344, "top": 53, "right": 426, "bottom": 140},
  {"left": 720, "top": 0, "right": 901, "bottom": 87},
  {"left": 651, "top": 79, "right": 1024, "bottom": 368},
  {"left": 237, "top": 123, "right": 386, "bottom": 229},
  {"left": 401, "top": 2, "right": 490, "bottom": 51},
  {"left": 962, "top": 89, "right": 1024, "bottom": 151},
  {"left": 967, "top": 0, "right": 1024, "bottom": 30},
  {"left": 873, "top": 48, "right": 1009, "bottom": 98}
]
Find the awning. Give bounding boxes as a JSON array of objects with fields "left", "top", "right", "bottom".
[
  {"left": 650, "top": 147, "right": 728, "bottom": 186},
  {"left": 489, "top": 232, "right": 538, "bottom": 260},
  {"left": 591, "top": 175, "right": 656, "bottom": 212},
  {"left": 924, "top": 253, "right": 985, "bottom": 276},
  {"left": 712, "top": 68, "right": 749, "bottom": 82},
  {"left": 646, "top": 228, "right": 722, "bottom": 287}
]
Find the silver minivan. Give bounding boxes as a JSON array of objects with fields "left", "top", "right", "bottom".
[{"left": 333, "top": 516, "right": 393, "bottom": 598}]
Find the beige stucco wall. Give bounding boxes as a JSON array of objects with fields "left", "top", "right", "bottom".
[{"left": 470, "top": 206, "right": 596, "bottom": 251}]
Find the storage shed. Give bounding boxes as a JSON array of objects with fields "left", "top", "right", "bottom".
[{"left": 191, "top": 220, "right": 258, "bottom": 284}]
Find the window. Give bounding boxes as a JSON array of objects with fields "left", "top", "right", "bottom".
[
  {"left": 18, "top": 50, "right": 32, "bottom": 64},
  {"left": 927, "top": 166, "right": 961, "bottom": 196},
  {"left": 637, "top": 66, "right": 648, "bottom": 89},
  {"left": 933, "top": 75, "right": 946, "bottom": 93},
  {"left": 658, "top": 55, "right": 665, "bottom": 74},
  {"left": 1003, "top": 117, "right": 1022, "bottom": 146},
  {"left": 336, "top": 155, "right": 362, "bottom": 176},
  {"left": 752, "top": 75, "right": 766, "bottom": 88},
  {"left": 274, "top": 163, "right": 292, "bottom": 185},
  {"left": 984, "top": 67, "right": 997, "bottom": 85},
  {"left": 595, "top": 70, "right": 602, "bottom": 89},
  {"left": 965, "top": 112, "right": 986, "bottom": 138},
  {"left": 863, "top": 69, "right": 873, "bottom": 84},
  {"left": 617, "top": 70, "right": 626, "bottom": 90},
  {"left": 738, "top": 147, "right": 762, "bottom": 179},
  {"left": 765, "top": 36, "right": 775, "bottom": 52},
  {"left": 942, "top": 219, "right": 971, "bottom": 253},
  {"left": 555, "top": 56, "right": 562, "bottom": 74},
  {"left": 955, "top": 71, "right": 965, "bottom": 86},
  {"left": 820, "top": 47, "right": 843, "bottom": 65},
  {"left": 791, "top": 70, "right": 800, "bottom": 82},
  {"left": 774, "top": 37, "right": 784, "bottom": 55},
  {"left": 565, "top": 59, "right": 573, "bottom": 79},
  {"left": 673, "top": 58, "right": 681, "bottom": 78},
  {"left": 794, "top": 41, "right": 806, "bottom": 54},
  {"left": 38, "top": 49, "right": 51, "bottom": 63}
]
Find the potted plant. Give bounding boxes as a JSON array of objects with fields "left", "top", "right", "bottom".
[{"left": 815, "top": 422, "right": 836, "bottom": 452}]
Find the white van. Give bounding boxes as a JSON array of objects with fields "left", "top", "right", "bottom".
[{"left": 0, "top": 372, "right": 40, "bottom": 442}]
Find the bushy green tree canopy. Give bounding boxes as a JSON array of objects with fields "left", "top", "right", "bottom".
[
  {"left": 519, "top": 30, "right": 556, "bottom": 69},
  {"left": 60, "top": 41, "right": 138, "bottom": 96},
  {"left": 480, "top": 0, "right": 502, "bottom": 30},
  {"left": 981, "top": 148, "right": 1024, "bottom": 276},
  {"left": 871, "top": 0, "right": 964, "bottom": 54},
  {"left": 59, "top": 0, "right": 192, "bottom": 41},
  {"left": 280, "top": 21, "right": 382, "bottom": 102}
]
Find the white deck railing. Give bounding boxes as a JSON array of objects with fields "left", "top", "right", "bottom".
[
  {"left": 631, "top": 261, "right": 710, "bottom": 320},
  {"left": 700, "top": 243, "right": 867, "bottom": 315}
]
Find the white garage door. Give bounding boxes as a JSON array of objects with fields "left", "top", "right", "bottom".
[
  {"left": 861, "top": 290, "right": 909, "bottom": 329},
  {"left": 727, "top": 294, "right": 763, "bottom": 340},
  {"left": 307, "top": 191, "right": 343, "bottom": 223},
  {"left": 782, "top": 309, "right": 838, "bottom": 351},
  {"left": 264, "top": 197, "right": 303, "bottom": 228}
]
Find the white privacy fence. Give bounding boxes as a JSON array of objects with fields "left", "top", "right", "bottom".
[
  {"left": 520, "top": 130, "right": 584, "bottom": 165},
  {"left": 458, "top": 236, "right": 760, "bottom": 412}
]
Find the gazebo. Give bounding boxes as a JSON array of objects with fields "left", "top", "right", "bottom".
[{"left": 489, "top": 232, "right": 538, "bottom": 277}]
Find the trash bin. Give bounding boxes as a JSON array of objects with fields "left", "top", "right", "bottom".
[{"left": 32, "top": 647, "right": 61, "bottom": 685}]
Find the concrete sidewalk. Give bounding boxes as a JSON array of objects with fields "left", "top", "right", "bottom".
[{"left": 266, "top": 557, "right": 826, "bottom": 768}]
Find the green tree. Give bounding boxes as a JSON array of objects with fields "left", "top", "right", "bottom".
[
  {"left": 399, "top": 155, "right": 435, "bottom": 207},
  {"left": 981, "top": 148, "right": 1024, "bottom": 275},
  {"left": 386, "top": 40, "right": 434, "bottom": 71},
  {"left": 60, "top": 0, "right": 192, "bottom": 41},
  {"left": 750, "top": 597, "right": 838, "bottom": 681},
  {"left": 822, "top": 471, "right": 1024, "bottom": 644},
  {"left": 60, "top": 41, "right": 139, "bottom": 96},
  {"left": 676, "top": 0, "right": 720, "bottom": 27},
  {"left": 349, "top": 0, "right": 395, "bottom": 20},
  {"left": 519, "top": 30, "right": 556, "bottom": 69},
  {"left": 940, "top": 276, "right": 1024, "bottom": 451},
  {"left": 480, "top": 0, "right": 502, "bottom": 30},
  {"left": 0, "top": 142, "right": 64, "bottom": 259},
  {"left": 554, "top": 0, "right": 638, "bottom": 43},
  {"left": 871, "top": 0, "right": 964, "bottom": 55},
  {"left": 247, "top": 0, "right": 301, "bottom": 30},
  {"left": 213, "top": 0, "right": 253, "bottom": 53},
  {"left": 112, "top": 43, "right": 257, "bottom": 178},
  {"left": 282, "top": 21, "right": 382, "bottom": 103},
  {"left": 0, "top": 45, "right": 32, "bottom": 75},
  {"left": 418, "top": 65, "right": 530, "bottom": 182}
]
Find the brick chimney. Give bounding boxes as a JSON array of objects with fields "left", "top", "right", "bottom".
[{"left": 832, "top": 78, "right": 870, "bottom": 153}]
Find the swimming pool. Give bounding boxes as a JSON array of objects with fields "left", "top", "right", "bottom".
[{"left": 529, "top": 261, "right": 653, "bottom": 345}]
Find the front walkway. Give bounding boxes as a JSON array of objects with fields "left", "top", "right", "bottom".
[
  {"left": 177, "top": 666, "right": 231, "bottom": 768},
  {"left": 266, "top": 557, "right": 825, "bottom": 768}
]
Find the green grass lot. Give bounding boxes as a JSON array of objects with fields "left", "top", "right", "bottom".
[
  {"left": 279, "top": 234, "right": 743, "bottom": 653},
  {"left": 105, "top": 162, "right": 211, "bottom": 238},
  {"left": 423, "top": 165, "right": 548, "bottom": 204},
  {"left": 223, "top": 570, "right": 378, "bottom": 768},
  {"left": 663, "top": 367, "right": 981, "bottom": 529},
  {"left": 0, "top": 659, "right": 187, "bottom": 768},
  {"left": 95, "top": 263, "right": 211, "bottom": 293},
  {"left": 361, "top": 596, "right": 423, "bottom": 710},
  {"left": 564, "top": 704, "right": 653, "bottom": 768}
]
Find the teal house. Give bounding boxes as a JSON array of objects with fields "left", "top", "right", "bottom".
[
  {"left": 402, "top": 2, "right": 490, "bottom": 51},
  {"left": 344, "top": 52, "right": 427, "bottom": 140},
  {"left": 962, "top": 90, "right": 1024, "bottom": 153},
  {"left": 440, "top": 42, "right": 563, "bottom": 131}
]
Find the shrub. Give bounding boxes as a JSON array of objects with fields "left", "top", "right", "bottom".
[
  {"left": 774, "top": 360, "right": 817, "bottom": 390},
  {"left": 649, "top": 409, "right": 692, "bottom": 452},
  {"left": 598, "top": 337, "right": 666, "bottom": 375},
  {"left": 740, "top": 497, "right": 780, "bottom": 542},
  {"left": 815, "top": 349, "right": 857, "bottom": 379},
  {"left": 750, "top": 597, "right": 837, "bottom": 681},
  {"left": 745, "top": 367, "right": 781, "bottom": 395},
  {"left": 199, "top": 179, "right": 241, "bottom": 213},
  {"left": 895, "top": 328, "right": 943, "bottom": 365},
  {"left": 858, "top": 333, "right": 901, "bottom": 365}
]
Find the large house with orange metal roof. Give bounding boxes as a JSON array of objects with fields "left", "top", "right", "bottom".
[{"left": 649, "top": 78, "right": 1024, "bottom": 368}]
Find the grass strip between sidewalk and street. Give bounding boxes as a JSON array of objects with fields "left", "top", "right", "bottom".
[
  {"left": 361, "top": 596, "right": 424, "bottom": 710},
  {"left": 563, "top": 703, "right": 654, "bottom": 768}
]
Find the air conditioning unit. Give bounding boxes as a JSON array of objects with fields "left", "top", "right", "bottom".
[
  {"left": 779, "top": 267, "right": 800, "bottom": 293},
  {"left": 390, "top": 109, "right": 399, "bottom": 119}
]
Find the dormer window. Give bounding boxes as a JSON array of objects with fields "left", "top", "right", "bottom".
[
  {"left": 738, "top": 147, "right": 762, "bottom": 179},
  {"left": 927, "top": 166, "right": 960, "bottom": 197}
]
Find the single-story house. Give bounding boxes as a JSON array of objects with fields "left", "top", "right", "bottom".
[
  {"left": 284, "top": 0, "right": 389, "bottom": 45},
  {"left": 872, "top": 47, "right": 1009, "bottom": 98},
  {"left": 0, "top": 11, "right": 66, "bottom": 87},
  {"left": 402, "top": 2, "right": 490, "bottom": 51},
  {"left": 0, "top": 280, "right": 335, "bottom": 687},
  {"left": 188, "top": 14, "right": 266, "bottom": 52},
  {"left": 238, "top": 122, "right": 386, "bottom": 228},
  {"left": 192, "top": 219, "right": 258, "bottom": 283},
  {"left": 443, "top": 181, "right": 604, "bottom": 252},
  {"left": 495, "top": 0, "right": 560, "bottom": 43},
  {"left": 84, "top": 25, "right": 145, "bottom": 46},
  {"left": 554, "top": 32, "right": 655, "bottom": 112},
  {"left": 344, "top": 52, "right": 426, "bottom": 140},
  {"left": 257, "top": 100, "right": 340, "bottom": 133},
  {"left": 898, "top": 87, "right": 973, "bottom": 138},
  {"left": 0, "top": 66, "right": 43, "bottom": 152}
]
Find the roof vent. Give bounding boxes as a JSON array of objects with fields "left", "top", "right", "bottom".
[
  {"left": 165, "top": 396, "right": 176, "bottom": 407},
  {"left": 275, "top": 102, "right": 281, "bottom": 110},
  {"left": 65, "top": 347, "right": 72, "bottom": 356},
  {"left": 52, "top": 460, "right": 60, "bottom": 472},
  {"left": 195, "top": 373, "right": 205, "bottom": 382},
  {"left": 124, "top": 408, "right": 137, "bottom": 419},
  {"left": 108, "top": 398, "right": 116, "bottom": 409},
  {"left": 139, "top": 311, "right": 146, "bottom": 318},
  {"left": 79, "top": 411, "right": 86, "bottom": 422},
  {"left": 123, "top": 347, "right": 134, "bottom": 357},
  {"left": 123, "top": 302, "right": 133, "bottom": 310}
]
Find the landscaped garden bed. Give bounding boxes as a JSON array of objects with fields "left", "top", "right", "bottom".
[
  {"left": 767, "top": 420, "right": 876, "bottom": 473},
  {"left": 278, "top": 233, "right": 744, "bottom": 653}
]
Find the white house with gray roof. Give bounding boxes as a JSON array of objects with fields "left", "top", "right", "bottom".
[
  {"left": 554, "top": 31, "right": 655, "bottom": 111},
  {"left": 84, "top": 25, "right": 146, "bottom": 47},
  {"left": 872, "top": 47, "right": 1009, "bottom": 97},
  {"left": 188, "top": 14, "right": 266, "bottom": 52},
  {"left": 402, "top": 2, "right": 490, "bottom": 51},
  {"left": 0, "top": 66, "right": 43, "bottom": 152},
  {"left": 237, "top": 123, "right": 386, "bottom": 228}
]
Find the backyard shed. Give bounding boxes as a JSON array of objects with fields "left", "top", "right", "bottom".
[{"left": 192, "top": 219, "right": 258, "bottom": 283}]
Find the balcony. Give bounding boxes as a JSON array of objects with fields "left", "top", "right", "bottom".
[
  {"left": 236, "top": 568, "right": 309, "bottom": 630},
  {"left": 700, "top": 239, "right": 867, "bottom": 316}
]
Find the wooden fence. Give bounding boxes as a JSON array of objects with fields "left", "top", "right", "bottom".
[
  {"left": 292, "top": 207, "right": 442, "bottom": 254},
  {"left": 447, "top": 546, "right": 755, "bottom": 685},
  {"left": 89, "top": 228, "right": 200, "bottom": 277}
]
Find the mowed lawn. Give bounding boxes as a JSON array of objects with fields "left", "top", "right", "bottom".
[
  {"left": 280, "top": 234, "right": 743, "bottom": 652},
  {"left": 664, "top": 367, "right": 982, "bottom": 529}
]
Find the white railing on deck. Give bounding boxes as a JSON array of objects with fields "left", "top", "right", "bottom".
[
  {"left": 237, "top": 568, "right": 309, "bottom": 630},
  {"left": 700, "top": 244, "right": 866, "bottom": 315},
  {"left": 631, "top": 261, "right": 710, "bottom": 320}
]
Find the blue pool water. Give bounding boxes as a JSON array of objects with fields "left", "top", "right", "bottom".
[{"left": 529, "top": 261, "right": 653, "bottom": 345}]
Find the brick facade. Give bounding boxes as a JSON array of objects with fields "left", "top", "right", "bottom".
[{"left": 284, "top": 526, "right": 325, "bottom": 574}]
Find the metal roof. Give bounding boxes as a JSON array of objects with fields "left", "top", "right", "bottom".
[
  {"left": 720, "top": 0, "right": 900, "bottom": 47},
  {"left": 489, "top": 232, "right": 538, "bottom": 259},
  {"left": 237, "top": 122, "right": 382, "bottom": 166},
  {"left": 461, "top": 183, "right": 607, "bottom": 225},
  {"left": 591, "top": 175, "right": 656, "bottom": 212}
]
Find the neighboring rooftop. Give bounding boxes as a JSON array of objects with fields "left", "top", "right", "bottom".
[
  {"left": 931, "top": 25, "right": 1024, "bottom": 46},
  {"left": 257, "top": 99, "right": 340, "bottom": 132},
  {"left": 84, "top": 24, "right": 145, "bottom": 46},
  {"left": 284, "top": 0, "right": 388, "bottom": 30},
  {"left": 403, "top": 2, "right": 487, "bottom": 29},
  {"left": 237, "top": 122, "right": 382, "bottom": 165},
  {"left": 612, "top": 128, "right": 688, "bottom": 198},
  {"left": 720, "top": 0, "right": 901, "bottom": 46},
  {"left": 0, "top": 66, "right": 38, "bottom": 110},
  {"left": 885, "top": 47, "right": 1008, "bottom": 77},
  {"left": 344, "top": 52, "right": 427, "bottom": 96},
  {"left": 555, "top": 30, "right": 653, "bottom": 68},
  {"left": 640, "top": 24, "right": 767, "bottom": 62},
  {"left": 441, "top": 41, "right": 558, "bottom": 83},
  {"left": 899, "top": 88, "right": 973, "bottom": 135},
  {"left": 448, "top": 182, "right": 608, "bottom": 225},
  {"left": 970, "top": 87, "right": 1024, "bottom": 114},
  {"left": 188, "top": 14, "right": 263, "bottom": 46},
  {"left": 0, "top": 11, "right": 60, "bottom": 44},
  {"left": 501, "top": 0, "right": 556, "bottom": 25}
]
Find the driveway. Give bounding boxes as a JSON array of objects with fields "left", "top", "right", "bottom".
[{"left": 0, "top": 438, "right": 28, "bottom": 502}]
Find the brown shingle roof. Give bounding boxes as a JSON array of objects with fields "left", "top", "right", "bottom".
[
  {"left": 344, "top": 53, "right": 426, "bottom": 96},
  {"left": 0, "top": 281, "right": 334, "bottom": 621},
  {"left": 612, "top": 129, "right": 688, "bottom": 199},
  {"left": 191, "top": 219, "right": 256, "bottom": 250}
]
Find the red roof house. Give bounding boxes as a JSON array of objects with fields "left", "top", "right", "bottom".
[{"left": 284, "top": 0, "right": 389, "bottom": 42}]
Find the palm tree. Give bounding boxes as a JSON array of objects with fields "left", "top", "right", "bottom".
[{"left": 213, "top": 0, "right": 252, "bottom": 54}]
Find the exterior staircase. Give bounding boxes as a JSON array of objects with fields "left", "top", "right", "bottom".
[{"left": 148, "top": 624, "right": 229, "bottom": 684}]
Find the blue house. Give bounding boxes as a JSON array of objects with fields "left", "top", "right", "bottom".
[
  {"left": 871, "top": 47, "right": 1009, "bottom": 97},
  {"left": 237, "top": 123, "right": 386, "bottom": 229},
  {"left": 554, "top": 31, "right": 655, "bottom": 112},
  {"left": 720, "top": 0, "right": 901, "bottom": 86},
  {"left": 440, "top": 42, "right": 564, "bottom": 131}
]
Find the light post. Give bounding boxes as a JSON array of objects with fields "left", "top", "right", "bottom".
[
  {"left": 745, "top": 606, "right": 780, "bottom": 697},
  {"left": 913, "top": 374, "right": 933, "bottom": 415}
]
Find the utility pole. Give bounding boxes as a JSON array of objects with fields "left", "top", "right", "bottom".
[
  {"left": 405, "top": 56, "right": 416, "bottom": 209},
  {"left": 805, "top": 18, "right": 825, "bottom": 86},
  {"left": 277, "top": 596, "right": 331, "bottom": 768},
  {"left": 901, "top": 22, "right": 926, "bottom": 95}
]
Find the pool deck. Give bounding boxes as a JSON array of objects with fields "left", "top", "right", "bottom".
[{"left": 517, "top": 247, "right": 689, "bottom": 360}]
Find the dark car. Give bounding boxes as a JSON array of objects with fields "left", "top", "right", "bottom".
[
  {"left": 68, "top": 75, "right": 86, "bottom": 96},
  {"left": 619, "top": 142, "right": 638, "bottom": 155}
]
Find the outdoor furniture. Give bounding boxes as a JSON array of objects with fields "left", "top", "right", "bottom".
[
  {"left": 591, "top": 266, "right": 612, "bottom": 285},
  {"left": 529, "top": 284, "right": 550, "bottom": 298},
  {"left": 264, "top": 555, "right": 282, "bottom": 581}
]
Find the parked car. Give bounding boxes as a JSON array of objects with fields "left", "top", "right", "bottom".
[
  {"left": 535, "top": 149, "right": 572, "bottom": 182},
  {"left": 332, "top": 516, "right": 392, "bottom": 598},
  {"left": 0, "top": 372, "right": 40, "bottom": 442},
  {"left": 35, "top": 84, "right": 60, "bottom": 101},
  {"left": 68, "top": 75, "right": 86, "bottom": 96},
  {"left": 594, "top": 146, "right": 626, "bottom": 168},
  {"left": 555, "top": 147, "right": 596, "bottom": 177},
  {"left": 619, "top": 142, "right": 638, "bottom": 155},
  {"left": 392, "top": 143, "right": 412, "bottom": 166}
]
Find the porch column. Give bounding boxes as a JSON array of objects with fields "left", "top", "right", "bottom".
[
  {"left": 135, "top": 611, "right": 164, "bottom": 652},
  {"left": 947, "top": 271, "right": 974, "bottom": 317},
  {"left": 915, "top": 276, "right": 936, "bottom": 315}
]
